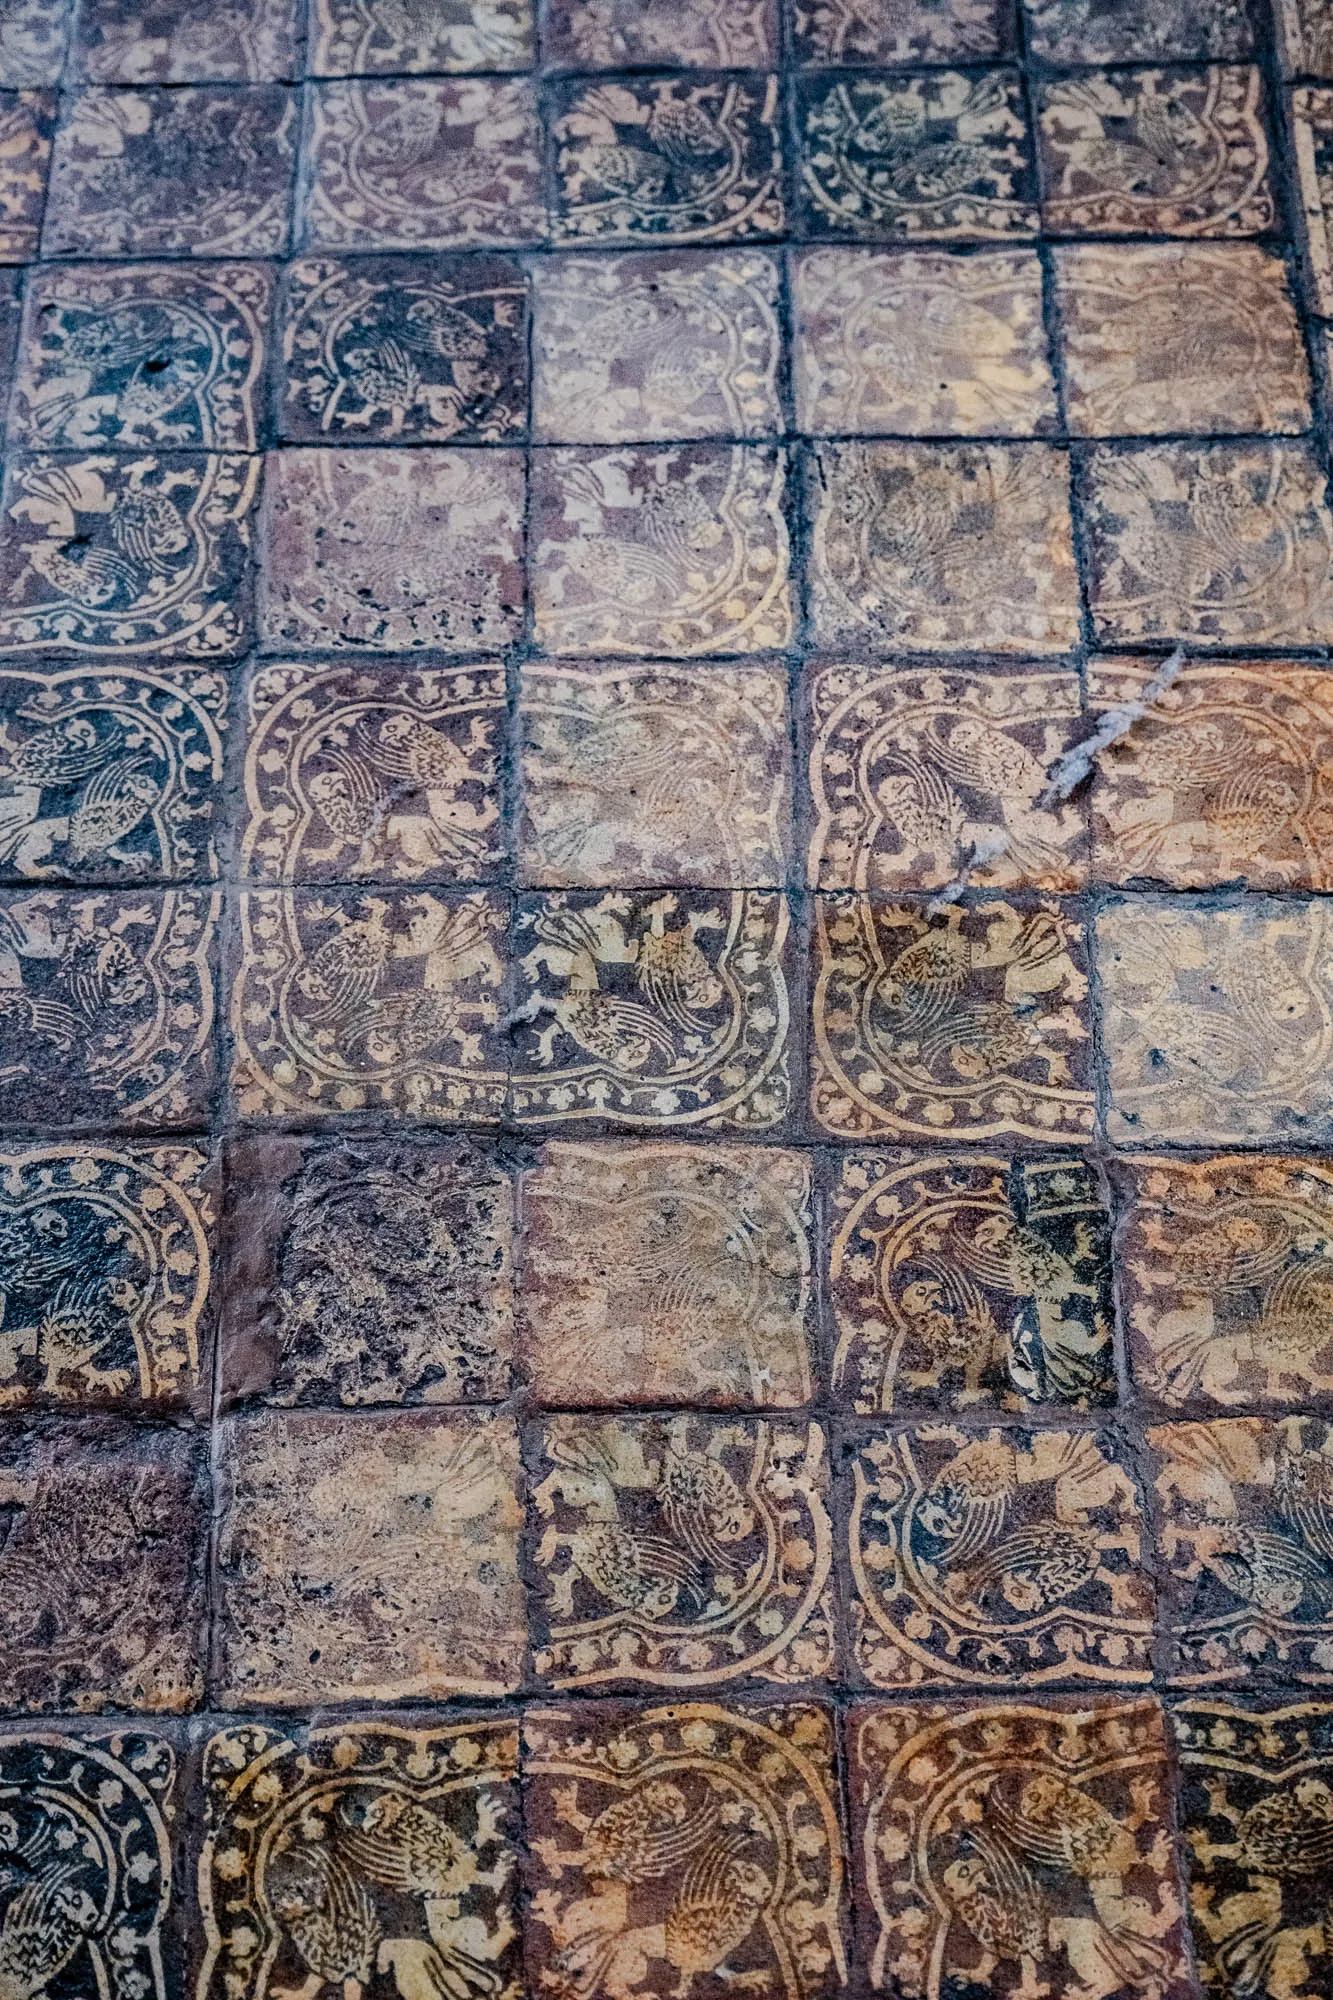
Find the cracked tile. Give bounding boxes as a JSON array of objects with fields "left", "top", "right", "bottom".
[
  {"left": 71, "top": 0, "right": 300, "bottom": 80},
  {"left": 545, "top": 0, "right": 776, "bottom": 65},
  {"left": 308, "top": 0, "right": 534, "bottom": 71}
]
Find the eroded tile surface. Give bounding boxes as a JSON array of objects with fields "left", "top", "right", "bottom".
[
  {"left": 72, "top": 0, "right": 300, "bottom": 80},
  {"left": 0, "top": 1, "right": 68, "bottom": 84},
  {"left": 1294, "top": 86, "right": 1333, "bottom": 311},
  {"left": 0, "top": 89, "right": 50, "bottom": 260},
  {"left": 792, "top": 0, "right": 1009, "bottom": 61},
  {"left": 545, "top": 0, "right": 776, "bottom": 65},
  {"left": 309, "top": 0, "right": 534, "bottom": 71},
  {"left": 1023, "top": 0, "right": 1251, "bottom": 60}
]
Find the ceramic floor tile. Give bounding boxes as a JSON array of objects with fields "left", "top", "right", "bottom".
[
  {"left": 0, "top": 0, "right": 68, "bottom": 84},
  {"left": 0, "top": 89, "right": 51, "bottom": 260},
  {"left": 308, "top": 0, "right": 535, "bottom": 71},
  {"left": 791, "top": 0, "right": 1011, "bottom": 61},
  {"left": 544, "top": 0, "right": 777, "bottom": 66},
  {"left": 1022, "top": 0, "right": 1252, "bottom": 60},
  {"left": 70, "top": 0, "right": 301, "bottom": 81},
  {"left": 1277, "top": 0, "right": 1333, "bottom": 68}
]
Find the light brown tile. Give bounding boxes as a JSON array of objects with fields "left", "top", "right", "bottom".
[{"left": 0, "top": 89, "right": 48, "bottom": 260}]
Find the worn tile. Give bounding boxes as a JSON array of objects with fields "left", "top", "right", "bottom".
[
  {"left": 1277, "top": 0, "right": 1333, "bottom": 72},
  {"left": 1022, "top": 0, "right": 1251, "bottom": 61},
  {"left": 308, "top": 0, "right": 534, "bottom": 72},
  {"left": 797, "top": 70, "right": 1036, "bottom": 241},
  {"left": 1038, "top": 67, "right": 1275, "bottom": 238},
  {"left": 793, "top": 0, "right": 1009, "bottom": 62},
  {"left": 551, "top": 73, "right": 784, "bottom": 245},
  {"left": 531, "top": 248, "right": 782, "bottom": 444},
  {"left": 243, "top": 661, "right": 505, "bottom": 885},
  {"left": 222, "top": 1133, "right": 511, "bottom": 1408},
  {"left": 513, "top": 889, "right": 791, "bottom": 1131},
  {"left": 533, "top": 444, "right": 792, "bottom": 658},
  {"left": 0, "top": 0, "right": 68, "bottom": 84},
  {"left": 300, "top": 78, "right": 545, "bottom": 251},
  {"left": 807, "top": 662, "right": 1085, "bottom": 895},
  {"left": 214, "top": 1407, "right": 526, "bottom": 1704},
  {"left": 258, "top": 447, "right": 524, "bottom": 653},
  {"left": 0, "top": 887, "right": 217, "bottom": 1127},
  {"left": 231, "top": 887, "right": 507, "bottom": 1121},
  {"left": 198, "top": 1716, "right": 521, "bottom": 2000},
  {"left": 792, "top": 246, "right": 1056, "bottom": 438},
  {"left": 0, "top": 663, "right": 225, "bottom": 884},
  {"left": 1056, "top": 243, "right": 1310, "bottom": 438},
  {"left": 811, "top": 895, "right": 1096, "bottom": 1143},
  {"left": 522, "top": 1699, "right": 848, "bottom": 2000},
  {"left": 280, "top": 252, "right": 527, "bottom": 444},
  {"left": 519, "top": 662, "right": 790, "bottom": 888},
  {"left": 848, "top": 1697, "right": 1193, "bottom": 1999},
  {"left": 518, "top": 1141, "right": 814, "bottom": 1408},
  {"left": 828, "top": 1152, "right": 1116, "bottom": 1415},
  {"left": 0, "top": 88, "right": 51, "bottom": 259},
  {"left": 546, "top": 0, "right": 776, "bottom": 65},
  {"left": 0, "top": 452, "right": 258, "bottom": 657},
  {"left": 1083, "top": 442, "right": 1333, "bottom": 648},
  {"left": 71, "top": 0, "right": 300, "bottom": 80},
  {"left": 807, "top": 443, "right": 1080, "bottom": 656},
  {"left": 1293, "top": 86, "right": 1333, "bottom": 311}
]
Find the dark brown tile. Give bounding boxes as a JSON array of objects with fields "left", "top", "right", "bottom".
[
  {"left": 0, "top": 89, "right": 52, "bottom": 260},
  {"left": 1022, "top": 0, "right": 1251, "bottom": 61},
  {"left": 308, "top": 0, "right": 535, "bottom": 72},
  {"left": 71, "top": 0, "right": 300, "bottom": 81},
  {"left": 546, "top": 0, "right": 776, "bottom": 65}
]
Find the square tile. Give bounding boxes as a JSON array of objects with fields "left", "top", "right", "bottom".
[
  {"left": 1022, "top": 0, "right": 1251, "bottom": 61},
  {"left": 43, "top": 85, "right": 295, "bottom": 256},
  {"left": 214, "top": 1407, "right": 526, "bottom": 1703},
  {"left": 0, "top": 89, "right": 51, "bottom": 259},
  {"left": 545, "top": 0, "right": 776, "bottom": 64},
  {"left": 280, "top": 252, "right": 527, "bottom": 444},
  {"left": 242, "top": 661, "right": 506, "bottom": 885},
  {"left": 1038, "top": 67, "right": 1275, "bottom": 238},
  {"left": 0, "top": 663, "right": 226, "bottom": 885},
  {"left": 300, "top": 79, "right": 545, "bottom": 251},
  {"left": 231, "top": 887, "right": 508, "bottom": 1121},
  {"left": 1082, "top": 442, "right": 1333, "bottom": 647},
  {"left": 519, "top": 662, "right": 791, "bottom": 888},
  {"left": 811, "top": 895, "right": 1096, "bottom": 1143},
  {"left": 71, "top": 0, "right": 300, "bottom": 80},
  {"left": 797, "top": 70, "right": 1036, "bottom": 241},
  {"left": 529, "top": 1412, "right": 835, "bottom": 1687},
  {"left": 518, "top": 1140, "right": 815, "bottom": 1408},
  {"left": 222, "top": 1134, "right": 512, "bottom": 1407},
  {"left": 0, "top": 887, "right": 217, "bottom": 1127},
  {"left": 0, "top": 1, "right": 69, "bottom": 84},
  {"left": 1055, "top": 243, "right": 1310, "bottom": 437},
  {"left": 792, "top": 246, "right": 1056, "bottom": 438},
  {"left": 513, "top": 889, "right": 791, "bottom": 1131},
  {"left": 308, "top": 0, "right": 534, "bottom": 72},
  {"left": 258, "top": 447, "right": 524, "bottom": 653},
  {"left": 828, "top": 1152, "right": 1116, "bottom": 1415},
  {"left": 806, "top": 443, "right": 1080, "bottom": 655},
  {"left": 551, "top": 73, "right": 784, "bottom": 245},
  {"left": 806, "top": 663, "right": 1085, "bottom": 894},
  {"left": 792, "top": 0, "right": 1010, "bottom": 62},
  {"left": 1293, "top": 86, "right": 1333, "bottom": 310},
  {"left": 531, "top": 248, "right": 782, "bottom": 444},
  {"left": 1277, "top": 0, "right": 1333, "bottom": 72},
  {"left": 532, "top": 444, "right": 792, "bottom": 657}
]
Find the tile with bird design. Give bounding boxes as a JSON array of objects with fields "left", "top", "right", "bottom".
[
  {"left": 1277, "top": 0, "right": 1333, "bottom": 70},
  {"left": 792, "top": 0, "right": 1011, "bottom": 62},
  {"left": 1022, "top": 0, "right": 1252, "bottom": 60},
  {"left": 221, "top": 1133, "right": 512, "bottom": 1408},
  {"left": 827, "top": 1152, "right": 1117, "bottom": 1416},
  {"left": 0, "top": 2, "right": 68, "bottom": 84},
  {"left": 517, "top": 1140, "right": 814, "bottom": 1409},
  {"left": 214, "top": 1407, "right": 526, "bottom": 1705},
  {"left": 0, "top": 89, "right": 51, "bottom": 260},
  {"left": 520, "top": 1698, "right": 849, "bottom": 2000},
  {"left": 518, "top": 662, "right": 790, "bottom": 889},
  {"left": 243, "top": 661, "right": 505, "bottom": 886},
  {"left": 810, "top": 896, "right": 1096, "bottom": 1144},
  {"left": 847, "top": 1426, "right": 1154, "bottom": 1690},
  {"left": 528, "top": 1412, "right": 835, "bottom": 1689},
  {"left": 1294, "top": 88, "right": 1333, "bottom": 311},
  {"left": 511, "top": 889, "right": 791, "bottom": 1131},
  {"left": 231, "top": 886, "right": 508, "bottom": 1121},
  {"left": 848, "top": 1696, "right": 1193, "bottom": 2000},
  {"left": 805, "top": 442, "right": 1080, "bottom": 656},
  {"left": 308, "top": 0, "right": 535, "bottom": 72},
  {"left": 196, "top": 1715, "right": 522, "bottom": 2000},
  {"left": 258, "top": 447, "right": 524, "bottom": 654},
  {"left": 70, "top": 0, "right": 300, "bottom": 81},
  {"left": 1037, "top": 67, "right": 1275, "bottom": 238},
  {"left": 544, "top": 0, "right": 776, "bottom": 65},
  {"left": 530, "top": 248, "right": 782, "bottom": 445}
]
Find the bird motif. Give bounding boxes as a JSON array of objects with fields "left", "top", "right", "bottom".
[
  {"left": 0, "top": 905, "right": 149, "bottom": 1058},
  {"left": 1108, "top": 714, "right": 1306, "bottom": 873},
  {"left": 293, "top": 900, "right": 394, "bottom": 1030},
  {"left": 914, "top": 1433, "right": 1020, "bottom": 1566},
  {"left": 12, "top": 470, "right": 191, "bottom": 612},
  {"left": 1057, "top": 77, "right": 1212, "bottom": 199},
  {"left": 1192, "top": 1517, "right": 1333, "bottom": 1618},
  {"left": 0, "top": 1861, "right": 102, "bottom": 1999},
  {"left": 945, "top": 1517, "right": 1104, "bottom": 1616},
  {"left": 660, "top": 1834, "right": 773, "bottom": 1998},
  {"left": 332, "top": 295, "right": 492, "bottom": 437},
  {"left": 66, "top": 755, "right": 161, "bottom": 868},
  {"left": 850, "top": 91, "right": 993, "bottom": 205},
  {"left": 303, "top": 712, "right": 494, "bottom": 874},
  {"left": 558, "top": 468, "right": 725, "bottom": 609},
  {"left": 940, "top": 1830, "right": 1048, "bottom": 1986},
  {"left": 264, "top": 1824, "right": 380, "bottom": 2000},
  {"left": 951, "top": 1210, "right": 1112, "bottom": 1403},
  {"left": 867, "top": 910, "right": 1066, "bottom": 1085},
  {"left": 0, "top": 715, "right": 116, "bottom": 791},
  {"left": 30, "top": 1272, "right": 137, "bottom": 1398},
  {"left": 1235, "top": 1779, "right": 1333, "bottom": 1877},
  {"left": 894, "top": 1267, "right": 1009, "bottom": 1401},
  {"left": 1274, "top": 1443, "right": 1333, "bottom": 1565},
  {"left": 520, "top": 897, "right": 726, "bottom": 1075},
  {"left": 870, "top": 715, "right": 1070, "bottom": 881}
]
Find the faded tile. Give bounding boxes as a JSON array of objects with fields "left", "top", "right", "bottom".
[
  {"left": 258, "top": 447, "right": 524, "bottom": 653},
  {"left": 243, "top": 661, "right": 505, "bottom": 885},
  {"left": 0, "top": 89, "right": 51, "bottom": 259},
  {"left": 300, "top": 78, "right": 545, "bottom": 251},
  {"left": 797, "top": 70, "right": 1036, "bottom": 241},
  {"left": 1083, "top": 442, "right": 1333, "bottom": 647},
  {"left": 519, "top": 662, "right": 790, "bottom": 888},
  {"left": 532, "top": 444, "right": 792, "bottom": 658},
  {"left": 513, "top": 889, "right": 791, "bottom": 1131},
  {"left": 71, "top": 0, "right": 300, "bottom": 80},
  {"left": 530, "top": 1412, "right": 834, "bottom": 1687},
  {"left": 1277, "top": 0, "right": 1333, "bottom": 72},
  {"left": 811, "top": 895, "right": 1095, "bottom": 1143},
  {"left": 1056, "top": 243, "right": 1310, "bottom": 437},
  {"left": 1038, "top": 67, "right": 1275, "bottom": 238},
  {"left": 518, "top": 1140, "right": 814, "bottom": 1408},
  {"left": 0, "top": 0, "right": 68, "bottom": 84},
  {"left": 0, "top": 888, "right": 217, "bottom": 1127},
  {"left": 531, "top": 248, "right": 782, "bottom": 444},
  {"left": 546, "top": 0, "right": 776, "bottom": 65},
  {"left": 280, "top": 252, "right": 527, "bottom": 444},
  {"left": 552, "top": 73, "right": 784, "bottom": 245},
  {"left": 1293, "top": 86, "right": 1333, "bottom": 311},
  {"left": 0, "top": 663, "right": 226, "bottom": 885},
  {"left": 309, "top": 0, "right": 534, "bottom": 72},
  {"left": 828, "top": 1152, "right": 1116, "bottom": 1415},
  {"left": 792, "top": 246, "right": 1056, "bottom": 438},
  {"left": 1023, "top": 0, "right": 1251, "bottom": 61},
  {"left": 807, "top": 442, "right": 1080, "bottom": 655},
  {"left": 222, "top": 1134, "right": 512, "bottom": 1407},
  {"left": 792, "top": 0, "right": 1009, "bottom": 62},
  {"left": 232, "top": 887, "right": 507, "bottom": 1121},
  {"left": 806, "top": 662, "right": 1085, "bottom": 894},
  {"left": 43, "top": 85, "right": 295, "bottom": 257},
  {"left": 848, "top": 1427, "right": 1152, "bottom": 1688},
  {"left": 215, "top": 1407, "right": 526, "bottom": 1704}
]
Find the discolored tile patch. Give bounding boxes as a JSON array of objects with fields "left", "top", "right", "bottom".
[
  {"left": 309, "top": 0, "right": 535, "bottom": 72},
  {"left": 71, "top": 0, "right": 300, "bottom": 81},
  {"left": 792, "top": 0, "right": 1010, "bottom": 61},
  {"left": 0, "top": 3, "right": 68, "bottom": 86},
  {"left": 0, "top": 89, "right": 51, "bottom": 260},
  {"left": 1022, "top": 0, "right": 1252, "bottom": 61},
  {"left": 519, "top": 1141, "right": 814, "bottom": 1408},
  {"left": 545, "top": 0, "right": 776, "bottom": 65}
]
